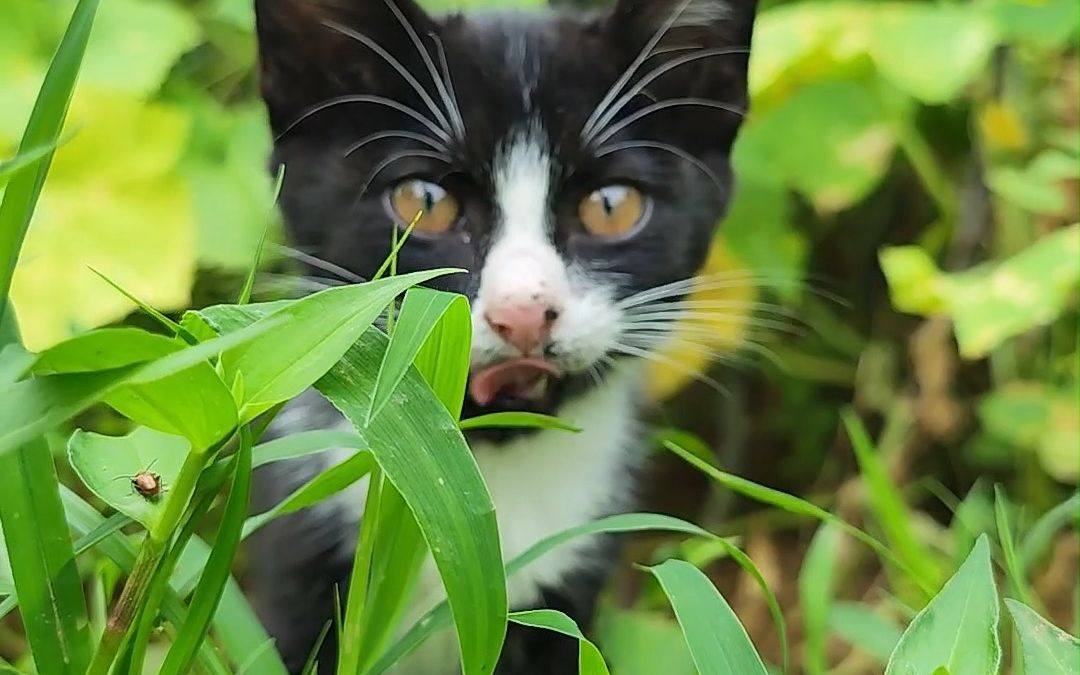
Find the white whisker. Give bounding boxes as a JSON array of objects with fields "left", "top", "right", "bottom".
[
  {"left": 359, "top": 150, "right": 451, "bottom": 197},
  {"left": 268, "top": 244, "right": 366, "bottom": 283},
  {"left": 343, "top": 130, "right": 449, "bottom": 157},
  {"left": 596, "top": 140, "right": 723, "bottom": 193},
  {"left": 278, "top": 94, "right": 451, "bottom": 144},
  {"left": 591, "top": 97, "right": 745, "bottom": 147}
]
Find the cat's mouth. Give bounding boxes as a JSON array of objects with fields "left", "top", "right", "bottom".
[{"left": 467, "top": 357, "right": 563, "bottom": 409}]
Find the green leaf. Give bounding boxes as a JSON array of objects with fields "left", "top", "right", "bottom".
[
  {"left": 0, "top": 314, "right": 278, "bottom": 458},
  {"left": 828, "top": 602, "right": 903, "bottom": 665},
  {"left": 800, "top": 524, "right": 841, "bottom": 675},
  {"left": 67, "top": 427, "right": 189, "bottom": 530},
  {"left": 197, "top": 303, "right": 504, "bottom": 675},
  {"left": 986, "top": 0, "right": 1079, "bottom": 48},
  {"left": 993, "top": 486, "right": 1034, "bottom": 606},
  {"left": 510, "top": 609, "right": 611, "bottom": 675},
  {"left": 459, "top": 412, "right": 582, "bottom": 433},
  {"left": 217, "top": 268, "right": 460, "bottom": 420},
  {"left": 81, "top": 0, "right": 200, "bottom": 95},
  {"left": 1020, "top": 493, "right": 1080, "bottom": 573},
  {"left": 988, "top": 151, "right": 1080, "bottom": 216},
  {"left": 242, "top": 450, "right": 374, "bottom": 538},
  {"left": 0, "top": 139, "right": 59, "bottom": 185},
  {"left": 881, "top": 225, "right": 1080, "bottom": 359},
  {"left": 1005, "top": 599, "right": 1080, "bottom": 675},
  {"left": 0, "top": 0, "right": 100, "bottom": 330},
  {"left": 0, "top": 439, "right": 92, "bottom": 675},
  {"left": 885, "top": 535, "right": 1001, "bottom": 675},
  {"left": 866, "top": 5, "right": 996, "bottom": 104},
  {"left": 646, "top": 559, "right": 768, "bottom": 675},
  {"left": 369, "top": 287, "right": 470, "bottom": 422},
  {"left": 843, "top": 409, "right": 942, "bottom": 592},
  {"left": 160, "top": 427, "right": 254, "bottom": 675},
  {"left": 30, "top": 327, "right": 180, "bottom": 374}
]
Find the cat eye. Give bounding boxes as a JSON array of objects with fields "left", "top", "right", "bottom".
[
  {"left": 578, "top": 185, "right": 647, "bottom": 238},
  {"left": 388, "top": 179, "right": 460, "bottom": 234}
]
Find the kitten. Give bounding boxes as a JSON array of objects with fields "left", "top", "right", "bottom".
[{"left": 248, "top": 0, "right": 756, "bottom": 672}]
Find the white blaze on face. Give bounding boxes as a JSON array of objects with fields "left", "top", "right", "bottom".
[{"left": 472, "top": 126, "right": 622, "bottom": 371}]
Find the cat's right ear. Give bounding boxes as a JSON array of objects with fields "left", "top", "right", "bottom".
[{"left": 254, "top": 0, "right": 438, "bottom": 133}]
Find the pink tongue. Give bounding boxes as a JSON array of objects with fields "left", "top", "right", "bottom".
[{"left": 468, "top": 357, "right": 562, "bottom": 406}]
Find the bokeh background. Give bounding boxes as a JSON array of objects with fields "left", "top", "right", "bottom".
[{"left": 2, "top": 0, "right": 1077, "bottom": 672}]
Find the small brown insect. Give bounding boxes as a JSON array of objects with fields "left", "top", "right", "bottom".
[{"left": 130, "top": 470, "right": 163, "bottom": 500}]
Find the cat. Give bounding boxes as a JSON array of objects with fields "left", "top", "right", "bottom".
[{"left": 247, "top": 0, "right": 756, "bottom": 672}]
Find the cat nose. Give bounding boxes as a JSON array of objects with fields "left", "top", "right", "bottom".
[{"left": 484, "top": 300, "right": 560, "bottom": 355}]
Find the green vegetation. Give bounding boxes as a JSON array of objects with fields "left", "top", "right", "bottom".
[{"left": 1, "top": 0, "right": 1077, "bottom": 674}]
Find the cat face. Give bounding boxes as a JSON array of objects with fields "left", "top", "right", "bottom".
[{"left": 254, "top": 0, "right": 756, "bottom": 419}]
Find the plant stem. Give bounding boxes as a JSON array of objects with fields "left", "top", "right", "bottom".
[
  {"left": 86, "top": 445, "right": 212, "bottom": 675},
  {"left": 338, "top": 465, "right": 384, "bottom": 674}
]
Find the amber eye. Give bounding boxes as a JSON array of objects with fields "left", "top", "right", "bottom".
[
  {"left": 388, "top": 179, "right": 460, "bottom": 234},
  {"left": 578, "top": 185, "right": 646, "bottom": 238}
]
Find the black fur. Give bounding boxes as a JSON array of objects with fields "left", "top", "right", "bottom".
[{"left": 249, "top": 0, "right": 755, "bottom": 671}]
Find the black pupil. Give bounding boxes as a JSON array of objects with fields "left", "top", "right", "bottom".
[
  {"left": 421, "top": 186, "right": 437, "bottom": 211},
  {"left": 601, "top": 192, "right": 616, "bottom": 215}
]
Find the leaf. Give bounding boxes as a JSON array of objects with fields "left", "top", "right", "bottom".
[
  {"left": 885, "top": 535, "right": 1001, "bottom": 675},
  {"left": 646, "top": 559, "right": 769, "bottom": 675},
  {"left": 216, "top": 268, "right": 460, "bottom": 420},
  {"left": 30, "top": 327, "right": 180, "bottom": 374},
  {"left": 0, "top": 438, "right": 92, "bottom": 675},
  {"left": 800, "top": 524, "right": 842, "bottom": 675},
  {"left": 1005, "top": 599, "right": 1080, "bottom": 675},
  {"left": 828, "top": 602, "right": 903, "bottom": 664},
  {"left": 988, "top": 151, "right": 1080, "bottom": 216},
  {"left": 369, "top": 287, "right": 470, "bottom": 423},
  {"left": 159, "top": 427, "right": 253, "bottom": 675},
  {"left": 458, "top": 412, "right": 582, "bottom": 433},
  {"left": 197, "top": 303, "right": 504, "bottom": 675},
  {"left": 373, "top": 513, "right": 768, "bottom": 674},
  {"left": 0, "top": 0, "right": 101, "bottom": 332},
  {"left": 880, "top": 225, "right": 1080, "bottom": 359},
  {"left": 241, "top": 451, "right": 374, "bottom": 538},
  {"left": 594, "top": 606, "right": 696, "bottom": 675},
  {"left": 843, "top": 409, "right": 942, "bottom": 592},
  {"left": 866, "top": 4, "right": 996, "bottom": 104},
  {"left": 510, "top": 609, "right": 611, "bottom": 675},
  {"left": 733, "top": 80, "right": 897, "bottom": 213},
  {"left": 0, "top": 139, "right": 59, "bottom": 185},
  {"left": 1020, "top": 493, "right": 1080, "bottom": 573},
  {"left": 994, "top": 486, "right": 1034, "bottom": 606},
  {"left": 80, "top": 0, "right": 200, "bottom": 96},
  {"left": 986, "top": 0, "right": 1079, "bottom": 49},
  {"left": 67, "top": 427, "right": 189, "bottom": 530},
  {"left": 0, "top": 315, "right": 278, "bottom": 458}
]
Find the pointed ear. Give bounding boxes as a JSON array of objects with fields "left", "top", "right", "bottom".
[
  {"left": 605, "top": 0, "right": 757, "bottom": 111},
  {"left": 254, "top": 0, "right": 438, "bottom": 132}
]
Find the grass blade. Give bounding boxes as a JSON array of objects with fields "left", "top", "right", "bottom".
[
  {"left": 663, "top": 439, "right": 935, "bottom": 596},
  {"left": 1020, "top": 492, "right": 1079, "bottom": 574},
  {"left": 885, "top": 535, "right": 1001, "bottom": 675},
  {"left": 646, "top": 559, "right": 769, "bottom": 675},
  {"left": 159, "top": 427, "right": 254, "bottom": 675},
  {"left": 237, "top": 164, "right": 286, "bottom": 306},
  {"left": 0, "top": 438, "right": 92, "bottom": 674},
  {"left": 509, "top": 609, "right": 611, "bottom": 675},
  {"left": 0, "top": 139, "right": 62, "bottom": 185},
  {"left": 0, "top": 0, "right": 101, "bottom": 328},
  {"left": 842, "top": 409, "right": 941, "bottom": 595},
  {"left": 799, "top": 524, "right": 841, "bottom": 675},
  {"left": 994, "top": 485, "right": 1035, "bottom": 607},
  {"left": 827, "top": 602, "right": 902, "bottom": 665},
  {"left": 458, "top": 412, "right": 581, "bottom": 433}
]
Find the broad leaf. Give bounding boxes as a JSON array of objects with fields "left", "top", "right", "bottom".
[
  {"left": 67, "top": 427, "right": 189, "bottom": 530},
  {"left": 646, "top": 559, "right": 768, "bottom": 675},
  {"left": 885, "top": 535, "right": 1001, "bottom": 675},
  {"left": 1005, "top": 599, "right": 1080, "bottom": 675}
]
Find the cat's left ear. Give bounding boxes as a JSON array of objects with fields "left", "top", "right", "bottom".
[{"left": 605, "top": 0, "right": 757, "bottom": 113}]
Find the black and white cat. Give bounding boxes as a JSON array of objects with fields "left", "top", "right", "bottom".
[{"left": 248, "top": 0, "right": 756, "bottom": 672}]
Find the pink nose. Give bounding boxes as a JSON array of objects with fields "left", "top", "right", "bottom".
[{"left": 484, "top": 302, "right": 560, "bottom": 354}]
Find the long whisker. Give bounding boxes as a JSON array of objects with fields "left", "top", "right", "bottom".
[
  {"left": 381, "top": 0, "right": 467, "bottom": 139},
  {"left": 590, "top": 97, "right": 745, "bottom": 147},
  {"left": 580, "top": 0, "right": 696, "bottom": 139},
  {"left": 344, "top": 130, "right": 449, "bottom": 158},
  {"left": 620, "top": 315, "right": 805, "bottom": 336},
  {"left": 621, "top": 299, "right": 800, "bottom": 318},
  {"left": 608, "top": 342, "right": 727, "bottom": 396},
  {"left": 278, "top": 95, "right": 451, "bottom": 144},
  {"left": 587, "top": 46, "right": 750, "bottom": 144},
  {"left": 427, "top": 30, "right": 469, "bottom": 140},
  {"left": 268, "top": 244, "right": 366, "bottom": 284},
  {"left": 616, "top": 273, "right": 846, "bottom": 308},
  {"left": 359, "top": 150, "right": 451, "bottom": 197},
  {"left": 596, "top": 140, "right": 723, "bottom": 193}
]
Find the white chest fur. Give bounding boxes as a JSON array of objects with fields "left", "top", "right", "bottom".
[{"left": 388, "top": 368, "right": 642, "bottom": 674}]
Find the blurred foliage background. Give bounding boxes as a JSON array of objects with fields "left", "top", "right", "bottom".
[{"left": 1, "top": 0, "right": 1077, "bottom": 672}]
